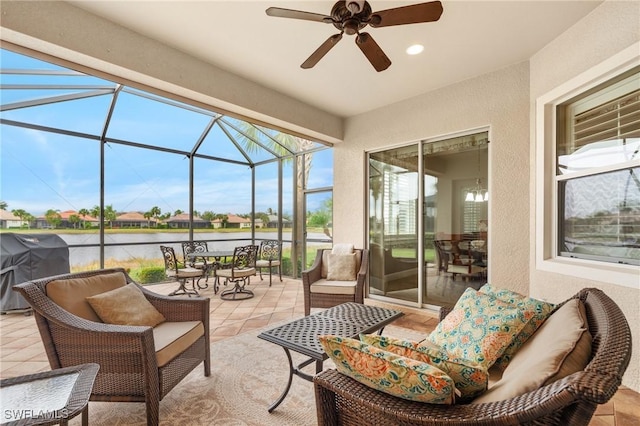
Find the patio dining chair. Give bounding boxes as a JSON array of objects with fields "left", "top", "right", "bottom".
[
  {"left": 256, "top": 240, "right": 282, "bottom": 286},
  {"left": 217, "top": 245, "right": 258, "bottom": 300},
  {"left": 182, "top": 241, "right": 210, "bottom": 289},
  {"left": 160, "top": 245, "right": 203, "bottom": 296}
]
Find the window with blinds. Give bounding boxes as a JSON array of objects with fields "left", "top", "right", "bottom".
[{"left": 556, "top": 69, "right": 640, "bottom": 265}]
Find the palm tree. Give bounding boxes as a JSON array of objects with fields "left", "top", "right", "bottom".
[
  {"left": 78, "top": 208, "right": 90, "bottom": 229},
  {"left": 104, "top": 205, "right": 117, "bottom": 229},
  {"left": 69, "top": 214, "right": 81, "bottom": 229},
  {"left": 0, "top": 201, "right": 7, "bottom": 211},
  {"left": 150, "top": 206, "right": 161, "bottom": 227},
  {"left": 143, "top": 211, "right": 153, "bottom": 227},
  {"left": 11, "top": 209, "right": 26, "bottom": 224},
  {"left": 90, "top": 205, "right": 101, "bottom": 228},
  {"left": 231, "top": 121, "right": 316, "bottom": 253}
]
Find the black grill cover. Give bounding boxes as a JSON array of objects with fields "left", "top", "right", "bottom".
[{"left": 1, "top": 233, "right": 70, "bottom": 312}]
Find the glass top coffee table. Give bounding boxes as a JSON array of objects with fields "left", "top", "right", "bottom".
[
  {"left": 258, "top": 302, "right": 403, "bottom": 412},
  {"left": 0, "top": 363, "right": 99, "bottom": 426}
]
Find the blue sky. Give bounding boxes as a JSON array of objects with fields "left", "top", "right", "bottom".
[{"left": 0, "top": 49, "right": 333, "bottom": 218}]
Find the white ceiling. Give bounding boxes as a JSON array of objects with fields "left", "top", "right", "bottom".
[{"left": 69, "top": 0, "right": 601, "bottom": 118}]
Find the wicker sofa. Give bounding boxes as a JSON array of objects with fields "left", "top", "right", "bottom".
[
  {"left": 13, "top": 268, "right": 211, "bottom": 426},
  {"left": 314, "top": 288, "right": 632, "bottom": 425}
]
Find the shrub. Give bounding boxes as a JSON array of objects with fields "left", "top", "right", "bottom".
[{"left": 134, "top": 267, "right": 166, "bottom": 284}]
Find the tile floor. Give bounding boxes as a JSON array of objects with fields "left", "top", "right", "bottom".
[{"left": 1, "top": 275, "right": 637, "bottom": 425}]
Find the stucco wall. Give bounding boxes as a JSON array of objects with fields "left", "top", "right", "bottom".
[
  {"left": 529, "top": 1, "right": 639, "bottom": 391},
  {"left": 337, "top": 62, "right": 530, "bottom": 296}
]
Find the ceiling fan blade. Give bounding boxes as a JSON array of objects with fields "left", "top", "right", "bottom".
[
  {"left": 370, "top": 1, "right": 443, "bottom": 28},
  {"left": 265, "top": 7, "right": 330, "bottom": 23},
  {"left": 301, "top": 33, "right": 343, "bottom": 69},
  {"left": 355, "top": 32, "right": 391, "bottom": 72}
]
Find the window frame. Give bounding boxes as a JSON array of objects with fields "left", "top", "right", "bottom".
[{"left": 535, "top": 41, "right": 640, "bottom": 289}]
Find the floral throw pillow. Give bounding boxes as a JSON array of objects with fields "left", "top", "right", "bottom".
[
  {"left": 361, "top": 334, "right": 488, "bottom": 401},
  {"left": 427, "top": 288, "right": 530, "bottom": 370},
  {"left": 479, "top": 284, "right": 556, "bottom": 370},
  {"left": 319, "top": 335, "right": 455, "bottom": 404}
]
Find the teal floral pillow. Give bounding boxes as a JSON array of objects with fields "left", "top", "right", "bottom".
[
  {"left": 479, "top": 284, "right": 556, "bottom": 370},
  {"left": 319, "top": 335, "right": 455, "bottom": 404},
  {"left": 427, "top": 288, "right": 531, "bottom": 370},
  {"left": 361, "top": 334, "right": 489, "bottom": 401}
]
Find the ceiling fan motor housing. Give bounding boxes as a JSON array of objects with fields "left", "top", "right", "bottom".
[{"left": 331, "top": 0, "right": 372, "bottom": 34}]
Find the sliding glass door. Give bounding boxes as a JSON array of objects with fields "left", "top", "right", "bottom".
[{"left": 368, "top": 131, "right": 489, "bottom": 308}]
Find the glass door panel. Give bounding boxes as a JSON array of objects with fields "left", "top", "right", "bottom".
[
  {"left": 424, "top": 132, "right": 488, "bottom": 308},
  {"left": 368, "top": 145, "right": 420, "bottom": 303}
]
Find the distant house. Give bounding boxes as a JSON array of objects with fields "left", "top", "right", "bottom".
[
  {"left": 113, "top": 212, "right": 154, "bottom": 228},
  {"left": 165, "top": 213, "right": 209, "bottom": 229},
  {"left": 212, "top": 214, "right": 252, "bottom": 229},
  {"left": 266, "top": 215, "right": 292, "bottom": 229},
  {"left": 35, "top": 210, "right": 99, "bottom": 229},
  {"left": 0, "top": 210, "right": 23, "bottom": 229}
]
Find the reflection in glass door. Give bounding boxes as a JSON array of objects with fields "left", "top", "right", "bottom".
[
  {"left": 368, "top": 131, "right": 489, "bottom": 308},
  {"left": 368, "top": 145, "right": 420, "bottom": 303}
]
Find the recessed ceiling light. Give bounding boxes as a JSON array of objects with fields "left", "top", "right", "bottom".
[{"left": 406, "top": 44, "right": 424, "bottom": 55}]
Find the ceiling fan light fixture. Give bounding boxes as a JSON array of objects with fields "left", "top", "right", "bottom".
[
  {"left": 406, "top": 44, "right": 424, "bottom": 55},
  {"left": 345, "top": 0, "right": 365, "bottom": 14}
]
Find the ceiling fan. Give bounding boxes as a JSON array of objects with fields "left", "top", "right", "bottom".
[{"left": 265, "top": 1, "right": 443, "bottom": 72}]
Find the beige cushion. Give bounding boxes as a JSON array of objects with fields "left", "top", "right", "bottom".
[
  {"left": 256, "top": 259, "right": 280, "bottom": 267},
  {"left": 321, "top": 249, "right": 362, "bottom": 279},
  {"left": 216, "top": 267, "right": 256, "bottom": 278},
  {"left": 153, "top": 321, "right": 204, "bottom": 367},
  {"left": 310, "top": 279, "right": 357, "bottom": 295},
  {"left": 473, "top": 299, "right": 591, "bottom": 403},
  {"left": 166, "top": 267, "right": 202, "bottom": 278},
  {"left": 47, "top": 272, "right": 127, "bottom": 321},
  {"left": 86, "top": 283, "right": 166, "bottom": 327},
  {"left": 544, "top": 302, "right": 592, "bottom": 385},
  {"left": 332, "top": 243, "right": 354, "bottom": 255},
  {"left": 327, "top": 253, "right": 357, "bottom": 281},
  {"left": 321, "top": 250, "right": 330, "bottom": 278}
]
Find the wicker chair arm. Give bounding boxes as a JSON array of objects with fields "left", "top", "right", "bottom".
[
  {"left": 138, "top": 285, "right": 210, "bottom": 323},
  {"left": 314, "top": 369, "right": 595, "bottom": 425},
  {"left": 439, "top": 306, "right": 452, "bottom": 322},
  {"left": 355, "top": 249, "right": 368, "bottom": 303},
  {"left": 302, "top": 249, "right": 324, "bottom": 289}
]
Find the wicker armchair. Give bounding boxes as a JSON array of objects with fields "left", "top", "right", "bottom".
[
  {"left": 314, "top": 288, "right": 632, "bottom": 425},
  {"left": 302, "top": 248, "right": 368, "bottom": 316},
  {"left": 13, "top": 268, "right": 211, "bottom": 426}
]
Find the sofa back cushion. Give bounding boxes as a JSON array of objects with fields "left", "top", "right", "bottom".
[
  {"left": 472, "top": 298, "right": 591, "bottom": 403},
  {"left": 46, "top": 271, "right": 127, "bottom": 322}
]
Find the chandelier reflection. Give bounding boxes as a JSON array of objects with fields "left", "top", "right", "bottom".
[{"left": 466, "top": 179, "right": 488, "bottom": 202}]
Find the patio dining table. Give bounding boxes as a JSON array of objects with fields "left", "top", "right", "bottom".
[{"left": 187, "top": 250, "right": 234, "bottom": 293}]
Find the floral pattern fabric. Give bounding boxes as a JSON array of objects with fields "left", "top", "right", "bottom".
[
  {"left": 361, "top": 334, "right": 489, "bottom": 401},
  {"left": 319, "top": 335, "right": 455, "bottom": 404},
  {"left": 479, "top": 284, "right": 556, "bottom": 370},
  {"left": 427, "top": 288, "right": 531, "bottom": 370}
]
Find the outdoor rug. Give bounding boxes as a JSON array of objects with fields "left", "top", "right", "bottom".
[{"left": 76, "top": 323, "right": 426, "bottom": 426}]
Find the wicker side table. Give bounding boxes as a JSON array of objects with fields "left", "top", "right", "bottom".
[{"left": 0, "top": 363, "right": 99, "bottom": 426}]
